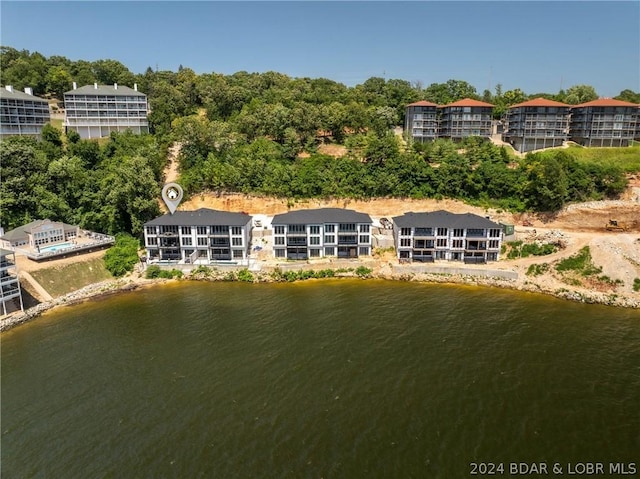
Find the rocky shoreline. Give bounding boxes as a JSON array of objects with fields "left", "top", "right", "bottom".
[{"left": 2, "top": 266, "right": 638, "bottom": 332}]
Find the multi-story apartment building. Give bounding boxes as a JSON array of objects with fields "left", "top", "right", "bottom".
[
  {"left": 405, "top": 100, "right": 439, "bottom": 143},
  {"left": 64, "top": 83, "right": 148, "bottom": 139},
  {"left": 0, "top": 248, "right": 23, "bottom": 315},
  {"left": 392, "top": 211, "right": 503, "bottom": 264},
  {"left": 271, "top": 208, "right": 373, "bottom": 260},
  {"left": 439, "top": 98, "right": 494, "bottom": 139},
  {"left": 0, "top": 85, "right": 50, "bottom": 139},
  {"left": 0, "top": 219, "right": 79, "bottom": 249},
  {"left": 503, "top": 98, "right": 571, "bottom": 153},
  {"left": 144, "top": 209, "right": 252, "bottom": 263},
  {"left": 569, "top": 98, "right": 639, "bottom": 147}
]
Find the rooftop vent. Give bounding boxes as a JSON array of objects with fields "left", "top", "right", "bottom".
[
  {"left": 5, "top": 85, "right": 13, "bottom": 93},
  {"left": 114, "top": 83, "right": 118, "bottom": 90},
  {"left": 94, "top": 82, "right": 98, "bottom": 89},
  {"left": 73, "top": 82, "right": 77, "bottom": 90},
  {"left": 134, "top": 83, "right": 138, "bottom": 91},
  {"left": 24, "top": 87, "right": 33, "bottom": 95}
]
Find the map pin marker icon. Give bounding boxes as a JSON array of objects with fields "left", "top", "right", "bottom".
[{"left": 162, "top": 183, "right": 183, "bottom": 214}]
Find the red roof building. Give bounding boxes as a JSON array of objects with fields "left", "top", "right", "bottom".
[
  {"left": 439, "top": 98, "right": 494, "bottom": 139},
  {"left": 503, "top": 98, "right": 571, "bottom": 153},
  {"left": 405, "top": 101, "right": 439, "bottom": 142},
  {"left": 569, "top": 98, "right": 639, "bottom": 147}
]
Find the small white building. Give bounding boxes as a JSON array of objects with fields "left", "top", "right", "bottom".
[
  {"left": 144, "top": 209, "right": 252, "bottom": 264},
  {"left": 0, "top": 249, "right": 23, "bottom": 316},
  {"left": 0, "top": 85, "right": 50, "bottom": 139},
  {"left": 392, "top": 211, "right": 503, "bottom": 264},
  {"left": 271, "top": 208, "right": 373, "bottom": 260},
  {"left": 64, "top": 83, "right": 148, "bottom": 139}
]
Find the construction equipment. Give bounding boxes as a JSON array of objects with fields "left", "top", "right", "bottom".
[{"left": 605, "top": 220, "right": 630, "bottom": 232}]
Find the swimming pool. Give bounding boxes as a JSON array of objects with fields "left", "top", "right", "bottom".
[{"left": 39, "top": 242, "right": 72, "bottom": 253}]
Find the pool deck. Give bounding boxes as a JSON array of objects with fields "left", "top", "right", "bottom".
[{"left": 13, "top": 234, "right": 115, "bottom": 261}]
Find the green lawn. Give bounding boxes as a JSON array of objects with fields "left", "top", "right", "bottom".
[
  {"left": 565, "top": 145, "right": 640, "bottom": 172},
  {"left": 30, "top": 257, "right": 113, "bottom": 298}
]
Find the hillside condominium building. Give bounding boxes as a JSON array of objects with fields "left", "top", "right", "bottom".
[
  {"left": 271, "top": 208, "right": 373, "bottom": 260},
  {"left": 569, "top": 98, "right": 639, "bottom": 147},
  {"left": 64, "top": 83, "right": 148, "bottom": 139},
  {"left": 503, "top": 98, "right": 571, "bottom": 153},
  {"left": 144, "top": 208, "right": 252, "bottom": 264},
  {"left": 392, "top": 211, "right": 503, "bottom": 264},
  {"left": 0, "top": 85, "right": 50, "bottom": 139}
]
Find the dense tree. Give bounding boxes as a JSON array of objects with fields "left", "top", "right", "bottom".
[{"left": 564, "top": 84, "right": 598, "bottom": 105}]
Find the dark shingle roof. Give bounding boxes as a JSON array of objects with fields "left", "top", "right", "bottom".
[
  {"left": 0, "top": 87, "right": 49, "bottom": 103},
  {"left": 64, "top": 84, "right": 146, "bottom": 97},
  {"left": 392, "top": 211, "right": 500, "bottom": 229},
  {"left": 1, "top": 219, "right": 78, "bottom": 243},
  {"left": 272, "top": 208, "right": 372, "bottom": 225},
  {"left": 144, "top": 208, "right": 251, "bottom": 227}
]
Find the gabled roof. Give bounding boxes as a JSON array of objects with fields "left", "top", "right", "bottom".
[
  {"left": 392, "top": 211, "right": 500, "bottom": 229},
  {"left": 64, "top": 84, "right": 146, "bottom": 97},
  {"left": 571, "top": 98, "right": 639, "bottom": 108},
  {"left": 407, "top": 100, "right": 439, "bottom": 107},
  {"left": 144, "top": 208, "right": 251, "bottom": 227},
  {"left": 1, "top": 219, "right": 78, "bottom": 243},
  {"left": 272, "top": 208, "right": 372, "bottom": 225},
  {"left": 509, "top": 97, "right": 570, "bottom": 108},
  {"left": 441, "top": 98, "right": 494, "bottom": 108},
  {"left": 0, "top": 87, "right": 49, "bottom": 103}
]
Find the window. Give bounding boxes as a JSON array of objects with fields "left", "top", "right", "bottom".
[
  {"left": 274, "top": 225, "right": 285, "bottom": 235},
  {"left": 181, "top": 227, "right": 191, "bottom": 235},
  {"left": 309, "top": 225, "right": 320, "bottom": 235},
  {"left": 324, "top": 235, "right": 335, "bottom": 244},
  {"left": 400, "top": 228, "right": 412, "bottom": 236},
  {"left": 147, "top": 237, "right": 157, "bottom": 246},
  {"left": 181, "top": 237, "right": 192, "bottom": 246},
  {"left": 310, "top": 249, "right": 321, "bottom": 257},
  {"left": 437, "top": 228, "right": 447, "bottom": 236},
  {"left": 359, "top": 224, "right": 370, "bottom": 233},
  {"left": 197, "top": 238, "right": 208, "bottom": 246},
  {"left": 453, "top": 229, "right": 464, "bottom": 237},
  {"left": 146, "top": 226, "right": 156, "bottom": 235},
  {"left": 196, "top": 226, "right": 207, "bottom": 235},
  {"left": 489, "top": 240, "right": 499, "bottom": 249},
  {"left": 232, "top": 227, "right": 242, "bottom": 235},
  {"left": 359, "top": 235, "right": 369, "bottom": 244},
  {"left": 452, "top": 240, "right": 463, "bottom": 249},
  {"left": 233, "top": 250, "right": 243, "bottom": 259},
  {"left": 275, "top": 237, "right": 285, "bottom": 245},
  {"left": 232, "top": 238, "right": 243, "bottom": 246},
  {"left": 275, "top": 249, "right": 285, "bottom": 258},
  {"left": 288, "top": 224, "right": 306, "bottom": 233},
  {"left": 467, "top": 228, "right": 484, "bottom": 237},
  {"left": 310, "top": 237, "right": 320, "bottom": 245},
  {"left": 325, "top": 247, "right": 335, "bottom": 256},
  {"left": 437, "top": 238, "right": 447, "bottom": 247},
  {"left": 489, "top": 229, "right": 501, "bottom": 237},
  {"left": 400, "top": 238, "right": 411, "bottom": 247},
  {"left": 325, "top": 224, "right": 335, "bottom": 233},
  {"left": 339, "top": 223, "right": 356, "bottom": 232}
]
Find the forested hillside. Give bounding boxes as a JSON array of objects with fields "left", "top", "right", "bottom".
[{"left": 1, "top": 46, "right": 638, "bottom": 237}]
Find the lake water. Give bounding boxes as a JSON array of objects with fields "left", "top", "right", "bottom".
[{"left": 2, "top": 280, "right": 639, "bottom": 477}]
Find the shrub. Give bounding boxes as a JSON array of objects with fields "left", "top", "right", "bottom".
[
  {"left": 555, "top": 247, "right": 602, "bottom": 276},
  {"left": 355, "top": 266, "right": 373, "bottom": 278},
  {"left": 146, "top": 265, "right": 162, "bottom": 278},
  {"left": 634, "top": 278, "right": 640, "bottom": 292},
  {"left": 526, "top": 263, "right": 549, "bottom": 277},
  {"left": 236, "top": 269, "right": 254, "bottom": 282},
  {"left": 104, "top": 234, "right": 140, "bottom": 277},
  {"left": 146, "top": 266, "right": 182, "bottom": 279}
]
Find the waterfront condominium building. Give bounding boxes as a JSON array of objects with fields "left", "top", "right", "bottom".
[
  {"left": 0, "top": 249, "right": 23, "bottom": 316},
  {"left": 569, "top": 98, "right": 640, "bottom": 147},
  {"left": 271, "top": 208, "right": 373, "bottom": 260},
  {"left": 144, "top": 208, "right": 252, "bottom": 264},
  {"left": 64, "top": 83, "right": 148, "bottom": 139},
  {"left": 438, "top": 98, "right": 494, "bottom": 140},
  {"left": 392, "top": 211, "right": 503, "bottom": 264},
  {"left": 502, "top": 98, "right": 571, "bottom": 153},
  {"left": 0, "top": 85, "right": 50, "bottom": 139},
  {"left": 404, "top": 100, "right": 439, "bottom": 143}
]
